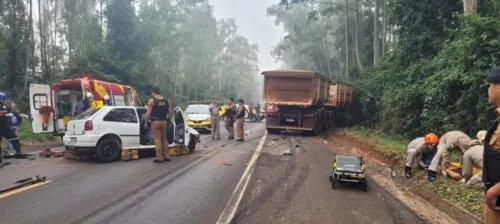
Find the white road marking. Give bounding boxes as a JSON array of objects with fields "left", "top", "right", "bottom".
[{"left": 215, "top": 131, "right": 268, "bottom": 224}]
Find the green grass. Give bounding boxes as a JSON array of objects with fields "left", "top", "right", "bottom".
[
  {"left": 17, "top": 122, "right": 57, "bottom": 142},
  {"left": 348, "top": 126, "right": 409, "bottom": 155},
  {"left": 348, "top": 126, "right": 484, "bottom": 217}
]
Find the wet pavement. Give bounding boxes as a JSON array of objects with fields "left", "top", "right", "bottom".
[
  {"left": 233, "top": 132, "right": 430, "bottom": 224},
  {"left": 0, "top": 121, "right": 266, "bottom": 224},
  {"left": 0, "top": 124, "right": 437, "bottom": 224}
]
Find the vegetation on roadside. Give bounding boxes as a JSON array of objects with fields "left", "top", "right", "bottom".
[
  {"left": 0, "top": 122, "right": 57, "bottom": 148},
  {"left": 348, "top": 127, "right": 483, "bottom": 216}
]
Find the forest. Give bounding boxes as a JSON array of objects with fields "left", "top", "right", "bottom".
[
  {"left": 0, "top": 0, "right": 261, "bottom": 111},
  {"left": 274, "top": 0, "right": 500, "bottom": 138}
]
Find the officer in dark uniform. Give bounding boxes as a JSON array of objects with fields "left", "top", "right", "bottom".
[
  {"left": 0, "top": 92, "right": 22, "bottom": 163},
  {"left": 224, "top": 98, "right": 236, "bottom": 139},
  {"left": 483, "top": 66, "right": 500, "bottom": 223},
  {"left": 145, "top": 87, "right": 172, "bottom": 163}
]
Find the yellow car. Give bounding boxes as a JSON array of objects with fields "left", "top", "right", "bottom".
[{"left": 186, "top": 104, "right": 212, "bottom": 132}]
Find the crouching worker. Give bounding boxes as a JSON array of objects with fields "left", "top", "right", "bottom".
[
  {"left": 404, "top": 133, "right": 439, "bottom": 178},
  {"left": 428, "top": 130, "right": 471, "bottom": 181},
  {"left": 459, "top": 130, "right": 486, "bottom": 189}
]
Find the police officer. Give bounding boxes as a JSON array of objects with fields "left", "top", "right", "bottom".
[
  {"left": 224, "top": 98, "right": 236, "bottom": 140},
  {"left": 145, "top": 87, "right": 172, "bottom": 163},
  {"left": 235, "top": 99, "right": 245, "bottom": 141},
  {"left": 208, "top": 98, "right": 220, "bottom": 140},
  {"left": 428, "top": 130, "right": 471, "bottom": 181},
  {"left": 483, "top": 66, "right": 500, "bottom": 223},
  {"left": 404, "top": 133, "right": 439, "bottom": 178},
  {"left": 0, "top": 93, "right": 22, "bottom": 159}
]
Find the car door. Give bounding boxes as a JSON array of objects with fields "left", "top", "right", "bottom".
[
  {"left": 173, "top": 106, "right": 186, "bottom": 145},
  {"left": 29, "top": 84, "right": 54, "bottom": 133},
  {"left": 101, "top": 108, "right": 140, "bottom": 148}
]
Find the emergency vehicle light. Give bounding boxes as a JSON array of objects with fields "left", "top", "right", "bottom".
[{"left": 81, "top": 73, "right": 93, "bottom": 80}]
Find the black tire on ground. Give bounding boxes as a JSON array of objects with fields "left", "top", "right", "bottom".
[
  {"left": 267, "top": 128, "right": 280, "bottom": 134},
  {"left": 361, "top": 182, "right": 368, "bottom": 192},
  {"left": 188, "top": 134, "right": 197, "bottom": 153},
  {"left": 96, "top": 138, "right": 121, "bottom": 163}
]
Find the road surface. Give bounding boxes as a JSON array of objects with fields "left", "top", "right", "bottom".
[
  {"left": 232, "top": 132, "right": 429, "bottom": 224},
  {"left": 0, "top": 122, "right": 432, "bottom": 224}
]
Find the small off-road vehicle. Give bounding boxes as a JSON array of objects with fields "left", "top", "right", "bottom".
[{"left": 329, "top": 155, "right": 368, "bottom": 192}]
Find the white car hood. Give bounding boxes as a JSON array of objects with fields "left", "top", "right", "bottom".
[{"left": 188, "top": 114, "right": 210, "bottom": 121}]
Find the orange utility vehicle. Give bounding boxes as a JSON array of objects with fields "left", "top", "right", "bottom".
[
  {"left": 29, "top": 74, "right": 142, "bottom": 137},
  {"left": 262, "top": 69, "right": 352, "bottom": 135}
]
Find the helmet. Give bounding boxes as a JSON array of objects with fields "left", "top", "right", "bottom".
[
  {"left": 0, "top": 92, "right": 6, "bottom": 100},
  {"left": 477, "top": 130, "right": 487, "bottom": 142},
  {"left": 424, "top": 133, "right": 439, "bottom": 144},
  {"left": 103, "top": 95, "right": 110, "bottom": 100},
  {"left": 86, "top": 92, "right": 94, "bottom": 99}
]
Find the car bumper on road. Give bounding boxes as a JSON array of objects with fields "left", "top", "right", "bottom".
[{"left": 62, "top": 135, "right": 100, "bottom": 148}]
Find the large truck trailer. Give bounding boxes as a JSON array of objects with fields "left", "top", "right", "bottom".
[{"left": 262, "top": 69, "right": 352, "bottom": 135}]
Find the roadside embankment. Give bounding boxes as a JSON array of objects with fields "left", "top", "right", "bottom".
[{"left": 325, "top": 127, "right": 483, "bottom": 223}]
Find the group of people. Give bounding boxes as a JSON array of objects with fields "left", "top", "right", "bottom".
[
  {"left": 404, "top": 130, "right": 484, "bottom": 189},
  {"left": 0, "top": 92, "right": 23, "bottom": 161},
  {"left": 209, "top": 97, "right": 248, "bottom": 141},
  {"left": 144, "top": 88, "right": 251, "bottom": 164},
  {"left": 403, "top": 66, "right": 500, "bottom": 222}
]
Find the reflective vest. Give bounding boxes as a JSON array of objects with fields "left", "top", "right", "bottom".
[
  {"left": 151, "top": 97, "right": 169, "bottom": 121},
  {"left": 483, "top": 116, "right": 500, "bottom": 190}
]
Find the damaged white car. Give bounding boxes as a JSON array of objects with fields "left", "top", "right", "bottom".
[{"left": 62, "top": 106, "right": 200, "bottom": 162}]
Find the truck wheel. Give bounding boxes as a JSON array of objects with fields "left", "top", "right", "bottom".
[
  {"left": 96, "top": 138, "right": 121, "bottom": 162},
  {"left": 267, "top": 128, "right": 280, "bottom": 134}
]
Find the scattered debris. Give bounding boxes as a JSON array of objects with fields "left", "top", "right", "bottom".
[
  {"left": 222, "top": 162, "right": 232, "bottom": 166},
  {"left": 322, "top": 141, "right": 329, "bottom": 144},
  {"left": 294, "top": 144, "right": 300, "bottom": 148},
  {"left": 204, "top": 145, "right": 208, "bottom": 148}
]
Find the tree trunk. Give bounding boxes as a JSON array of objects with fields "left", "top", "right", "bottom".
[
  {"left": 463, "top": 0, "right": 477, "bottom": 15},
  {"left": 354, "top": 0, "right": 363, "bottom": 72},
  {"left": 38, "top": 0, "right": 48, "bottom": 81},
  {"left": 373, "top": 0, "right": 381, "bottom": 65},
  {"left": 382, "top": 0, "right": 387, "bottom": 56},
  {"left": 24, "top": 0, "right": 33, "bottom": 92},
  {"left": 344, "top": 0, "right": 349, "bottom": 78}
]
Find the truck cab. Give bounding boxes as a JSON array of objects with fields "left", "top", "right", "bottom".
[{"left": 29, "top": 74, "right": 142, "bottom": 137}]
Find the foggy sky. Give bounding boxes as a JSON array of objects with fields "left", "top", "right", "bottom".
[{"left": 208, "top": 0, "right": 284, "bottom": 72}]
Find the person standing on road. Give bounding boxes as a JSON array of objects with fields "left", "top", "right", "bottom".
[
  {"left": 460, "top": 131, "right": 485, "bottom": 189},
  {"left": 224, "top": 98, "right": 236, "bottom": 140},
  {"left": 255, "top": 103, "right": 261, "bottom": 122},
  {"left": 428, "top": 130, "right": 471, "bottom": 181},
  {"left": 0, "top": 93, "right": 21, "bottom": 157},
  {"left": 6, "top": 103, "right": 22, "bottom": 152},
  {"left": 404, "top": 133, "right": 439, "bottom": 178},
  {"left": 235, "top": 99, "right": 245, "bottom": 141},
  {"left": 209, "top": 98, "right": 220, "bottom": 140},
  {"left": 145, "top": 87, "right": 172, "bottom": 163},
  {"left": 248, "top": 103, "right": 255, "bottom": 122},
  {"left": 483, "top": 66, "right": 500, "bottom": 223}
]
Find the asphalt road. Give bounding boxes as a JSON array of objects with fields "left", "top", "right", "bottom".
[
  {"left": 0, "top": 121, "right": 266, "bottom": 224},
  {"left": 0, "top": 124, "right": 431, "bottom": 224},
  {"left": 233, "top": 132, "right": 429, "bottom": 224}
]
